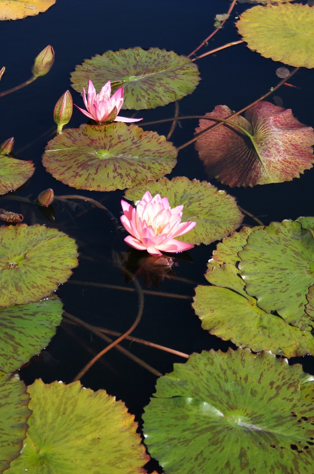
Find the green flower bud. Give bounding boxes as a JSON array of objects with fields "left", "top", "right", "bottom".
[
  {"left": 0, "top": 137, "right": 14, "bottom": 155},
  {"left": 37, "top": 188, "right": 55, "bottom": 207},
  {"left": 54, "top": 90, "right": 73, "bottom": 133},
  {"left": 32, "top": 46, "right": 55, "bottom": 78}
]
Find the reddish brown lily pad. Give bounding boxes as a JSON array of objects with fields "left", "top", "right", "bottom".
[
  {"left": 195, "top": 101, "right": 314, "bottom": 187},
  {"left": 0, "top": 156, "right": 34, "bottom": 195}
]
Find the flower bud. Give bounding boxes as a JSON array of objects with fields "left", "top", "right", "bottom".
[
  {"left": 0, "top": 137, "right": 14, "bottom": 155},
  {"left": 54, "top": 91, "right": 73, "bottom": 133},
  {"left": 37, "top": 188, "right": 54, "bottom": 207},
  {"left": 32, "top": 46, "right": 55, "bottom": 78},
  {"left": 0, "top": 67, "right": 5, "bottom": 81}
]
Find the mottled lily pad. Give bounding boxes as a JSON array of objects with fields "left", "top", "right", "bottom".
[
  {"left": 0, "top": 296, "right": 63, "bottom": 374},
  {"left": 0, "top": 156, "right": 34, "bottom": 195},
  {"left": 124, "top": 177, "right": 243, "bottom": 245},
  {"left": 0, "top": 372, "right": 31, "bottom": 473},
  {"left": 237, "top": 4, "right": 314, "bottom": 69},
  {"left": 195, "top": 101, "right": 314, "bottom": 187},
  {"left": 42, "top": 123, "right": 177, "bottom": 192},
  {"left": 70, "top": 47, "right": 200, "bottom": 110},
  {"left": 0, "top": 224, "right": 78, "bottom": 307},
  {"left": 143, "top": 349, "right": 314, "bottom": 474},
  {"left": 193, "top": 227, "right": 314, "bottom": 358},
  {"left": 6, "top": 379, "right": 148, "bottom": 473},
  {"left": 0, "top": 0, "right": 56, "bottom": 21}
]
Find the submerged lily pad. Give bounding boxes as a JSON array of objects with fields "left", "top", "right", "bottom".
[
  {"left": 70, "top": 47, "right": 200, "bottom": 110},
  {"left": 0, "top": 296, "right": 63, "bottom": 374},
  {"left": 0, "top": 224, "right": 78, "bottom": 307},
  {"left": 43, "top": 123, "right": 177, "bottom": 192},
  {"left": 124, "top": 177, "right": 243, "bottom": 245},
  {"left": 0, "top": 156, "right": 34, "bottom": 195},
  {"left": 193, "top": 227, "right": 314, "bottom": 358},
  {"left": 6, "top": 379, "right": 148, "bottom": 473},
  {"left": 143, "top": 349, "right": 314, "bottom": 474},
  {"left": 195, "top": 102, "right": 314, "bottom": 187},
  {"left": 0, "top": 372, "right": 31, "bottom": 473},
  {"left": 0, "top": 0, "right": 56, "bottom": 21},
  {"left": 237, "top": 4, "right": 314, "bottom": 69}
]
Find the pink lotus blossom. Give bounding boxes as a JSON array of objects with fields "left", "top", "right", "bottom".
[
  {"left": 75, "top": 80, "right": 142, "bottom": 124},
  {"left": 120, "top": 191, "right": 197, "bottom": 256}
]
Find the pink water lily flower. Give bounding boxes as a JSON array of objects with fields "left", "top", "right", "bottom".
[
  {"left": 120, "top": 191, "right": 197, "bottom": 256},
  {"left": 75, "top": 80, "right": 142, "bottom": 124}
]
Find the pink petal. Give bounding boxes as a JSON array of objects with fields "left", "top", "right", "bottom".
[
  {"left": 114, "top": 116, "right": 143, "bottom": 123},
  {"left": 171, "top": 221, "right": 197, "bottom": 238},
  {"left": 157, "top": 239, "right": 194, "bottom": 253},
  {"left": 121, "top": 199, "right": 133, "bottom": 217},
  {"left": 74, "top": 104, "right": 95, "bottom": 120},
  {"left": 147, "top": 247, "right": 163, "bottom": 256},
  {"left": 124, "top": 235, "right": 147, "bottom": 251}
]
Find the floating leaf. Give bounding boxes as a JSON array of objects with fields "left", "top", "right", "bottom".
[
  {"left": 0, "top": 156, "right": 34, "bottom": 195},
  {"left": 0, "top": 296, "right": 63, "bottom": 374},
  {"left": 70, "top": 47, "right": 200, "bottom": 110},
  {"left": 43, "top": 123, "right": 177, "bottom": 192},
  {"left": 143, "top": 349, "right": 314, "bottom": 474},
  {"left": 0, "top": 0, "right": 56, "bottom": 21},
  {"left": 195, "top": 101, "right": 314, "bottom": 187},
  {"left": 0, "top": 372, "right": 31, "bottom": 473},
  {"left": 0, "top": 224, "right": 78, "bottom": 307},
  {"left": 237, "top": 4, "right": 314, "bottom": 68},
  {"left": 124, "top": 177, "right": 243, "bottom": 245},
  {"left": 7, "top": 380, "right": 148, "bottom": 473}
]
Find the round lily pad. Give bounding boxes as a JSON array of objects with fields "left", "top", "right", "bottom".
[
  {"left": 239, "top": 220, "right": 314, "bottom": 329},
  {"left": 143, "top": 349, "right": 314, "bottom": 474},
  {"left": 0, "top": 156, "right": 34, "bottom": 195},
  {"left": 70, "top": 47, "right": 200, "bottom": 110},
  {"left": 0, "top": 0, "right": 56, "bottom": 21},
  {"left": 237, "top": 4, "right": 314, "bottom": 69},
  {"left": 42, "top": 123, "right": 177, "bottom": 192},
  {"left": 0, "top": 372, "right": 31, "bottom": 473},
  {"left": 124, "top": 177, "right": 243, "bottom": 245},
  {"left": 0, "top": 224, "right": 78, "bottom": 307},
  {"left": 0, "top": 296, "right": 63, "bottom": 374},
  {"left": 195, "top": 102, "right": 314, "bottom": 187},
  {"left": 6, "top": 379, "right": 149, "bottom": 473}
]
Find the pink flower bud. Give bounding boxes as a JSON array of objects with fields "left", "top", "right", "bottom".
[
  {"left": 0, "top": 137, "right": 14, "bottom": 155},
  {"left": 0, "top": 67, "right": 5, "bottom": 81},
  {"left": 32, "top": 46, "right": 55, "bottom": 78},
  {"left": 54, "top": 91, "right": 73, "bottom": 133},
  {"left": 37, "top": 188, "right": 54, "bottom": 207}
]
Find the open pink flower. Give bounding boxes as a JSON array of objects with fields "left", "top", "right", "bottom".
[
  {"left": 75, "top": 80, "right": 142, "bottom": 124},
  {"left": 120, "top": 191, "right": 197, "bottom": 256}
]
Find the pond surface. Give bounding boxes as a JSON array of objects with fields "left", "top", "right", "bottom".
[{"left": 1, "top": 1, "right": 314, "bottom": 472}]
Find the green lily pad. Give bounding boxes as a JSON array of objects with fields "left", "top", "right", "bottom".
[
  {"left": 0, "top": 296, "right": 63, "bottom": 374},
  {"left": 0, "top": 156, "right": 34, "bottom": 195},
  {"left": 6, "top": 379, "right": 149, "bottom": 473},
  {"left": 239, "top": 220, "right": 314, "bottom": 329},
  {"left": 0, "top": 372, "right": 31, "bottom": 473},
  {"left": 42, "top": 123, "right": 177, "bottom": 192},
  {"left": 237, "top": 4, "right": 314, "bottom": 69},
  {"left": 143, "top": 349, "right": 314, "bottom": 474},
  {"left": 124, "top": 177, "right": 243, "bottom": 245},
  {"left": 193, "top": 227, "right": 314, "bottom": 357},
  {"left": 195, "top": 102, "right": 314, "bottom": 187},
  {"left": 70, "top": 47, "right": 200, "bottom": 110},
  {"left": 0, "top": 224, "right": 78, "bottom": 307}
]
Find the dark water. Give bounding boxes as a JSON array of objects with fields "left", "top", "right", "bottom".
[{"left": 1, "top": 1, "right": 314, "bottom": 472}]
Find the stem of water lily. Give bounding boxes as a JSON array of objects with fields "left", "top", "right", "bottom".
[
  {"left": 192, "top": 40, "right": 244, "bottom": 62},
  {"left": 0, "top": 76, "right": 36, "bottom": 98}
]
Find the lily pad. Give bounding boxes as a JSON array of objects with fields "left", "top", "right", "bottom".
[
  {"left": 0, "top": 296, "right": 63, "bottom": 374},
  {"left": 237, "top": 4, "right": 314, "bottom": 69},
  {"left": 43, "top": 123, "right": 177, "bottom": 192},
  {"left": 0, "top": 156, "right": 34, "bottom": 195},
  {"left": 193, "top": 227, "right": 314, "bottom": 357},
  {"left": 143, "top": 349, "right": 314, "bottom": 474},
  {"left": 0, "top": 372, "right": 31, "bottom": 473},
  {"left": 195, "top": 101, "right": 314, "bottom": 187},
  {"left": 0, "top": 224, "right": 78, "bottom": 307},
  {"left": 70, "top": 47, "right": 200, "bottom": 110},
  {"left": 0, "top": 0, "right": 56, "bottom": 21},
  {"left": 239, "top": 220, "right": 314, "bottom": 329},
  {"left": 124, "top": 177, "right": 243, "bottom": 245},
  {"left": 6, "top": 379, "right": 148, "bottom": 473}
]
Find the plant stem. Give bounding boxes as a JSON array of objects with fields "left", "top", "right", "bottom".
[
  {"left": 0, "top": 76, "right": 36, "bottom": 98},
  {"left": 192, "top": 40, "right": 244, "bottom": 62}
]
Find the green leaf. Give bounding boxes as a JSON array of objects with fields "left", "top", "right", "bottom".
[
  {"left": 143, "top": 349, "right": 314, "bottom": 474},
  {"left": 70, "top": 47, "right": 200, "bottom": 110},
  {"left": 42, "top": 123, "right": 177, "bottom": 192},
  {"left": 0, "top": 224, "right": 78, "bottom": 307},
  {"left": 6, "top": 380, "right": 149, "bottom": 473},
  {"left": 124, "top": 177, "right": 243, "bottom": 245},
  {"left": 0, "top": 296, "right": 63, "bottom": 374},
  {"left": 0, "top": 156, "right": 34, "bottom": 195},
  {"left": 237, "top": 3, "right": 314, "bottom": 69},
  {"left": 0, "top": 372, "right": 31, "bottom": 473}
]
